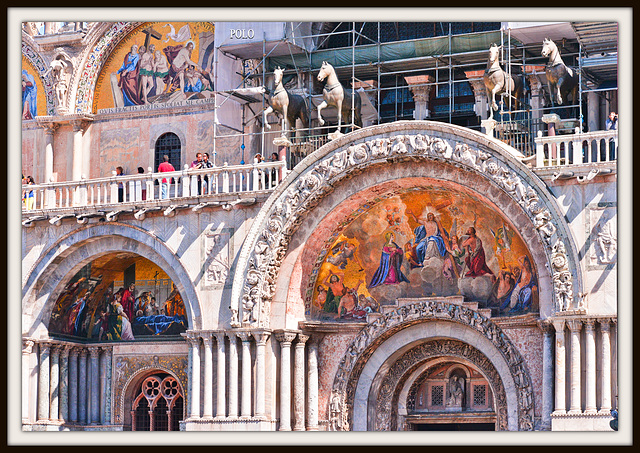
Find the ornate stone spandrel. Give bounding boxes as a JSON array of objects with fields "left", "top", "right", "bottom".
[{"left": 202, "top": 228, "right": 233, "bottom": 290}]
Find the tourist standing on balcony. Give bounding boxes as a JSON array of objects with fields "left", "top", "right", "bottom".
[
  {"left": 270, "top": 152, "right": 279, "bottom": 188},
  {"left": 202, "top": 152, "right": 213, "bottom": 194},
  {"left": 605, "top": 111, "right": 618, "bottom": 160},
  {"left": 115, "top": 166, "right": 125, "bottom": 202},
  {"left": 24, "top": 175, "right": 35, "bottom": 210},
  {"left": 136, "top": 166, "right": 146, "bottom": 201},
  {"left": 158, "top": 155, "right": 175, "bottom": 199},
  {"left": 190, "top": 153, "right": 204, "bottom": 195}
]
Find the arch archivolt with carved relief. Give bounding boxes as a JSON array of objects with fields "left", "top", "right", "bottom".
[{"left": 230, "top": 120, "right": 583, "bottom": 330}]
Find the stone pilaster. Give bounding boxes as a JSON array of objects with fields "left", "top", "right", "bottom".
[
  {"left": 49, "top": 345, "right": 61, "bottom": 421},
  {"left": 88, "top": 346, "right": 101, "bottom": 424},
  {"left": 68, "top": 347, "right": 79, "bottom": 423},
  {"left": 37, "top": 342, "right": 51, "bottom": 421},
  {"left": 22, "top": 339, "right": 35, "bottom": 423},
  {"left": 202, "top": 333, "right": 214, "bottom": 418},
  {"left": 306, "top": 335, "right": 321, "bottom": 431},
  {"left": 252, "top": 330, "right": 270, "bottom": 420},
  {"left": 293, "top": 333, "right": 308, "bottom": 431},
  {"left": 584, "top": 319, "right": 597, "bottom": 414},
  {"left": 237, "top": 331, "right": 253, "bottom": 419},
  {"left": 228, "top": 333, "right": 239, "bottom": 418},
  {"left": 552, "top": 319, "right": 566, "bottom": 414},
  {"left": 567, "top": 320, "right": 582, "bottom": 414},
  {"left": 275, "top": 331, "right": 297, "bottom": 431},
  {"left": 213, "top": 332, "right": 226, "bottom": 418},
  {"left": 599, "top": 319, "right": 612, "bottom": 414}
]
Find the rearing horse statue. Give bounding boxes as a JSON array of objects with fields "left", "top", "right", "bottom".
[
  {"left": 541, "top": 38, "right": 579, "bottom": 106},
  {"left": 483, "top": 43, "right": 525, "bottom": 120},
  {"left": 316, "top": 61, "right": 362, "bottom": 133},
  {"left": 262, "top": 66, "right": 310, "bottom": 135}
]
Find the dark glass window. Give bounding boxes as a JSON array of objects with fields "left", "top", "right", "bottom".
[{"left": 154, "top": 133, "right": 181, "bottom": 173}]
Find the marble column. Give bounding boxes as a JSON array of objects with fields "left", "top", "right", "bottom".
[
  {"left": 100, "top": 346, "right": 111, "bottom": 425},
  {"left": 306, "top": 336, "right": 320, "bottom": 431},
  {"left": 37, "top": 342, "right": 51, "bottom": 421},
  {"left": 42, "top": 122, "right": 58, "bottom": 185},
  {"left": 552, "top": 320, "right": 566, "bottom": 414},
  {"left": 276, "top": 331, "right": 297, "bottom": 431},
  {"left": 49, "top": 345, "right": 61, "bottom": 421},
  {"left": 567, "top": 320, "right": 582, "bottom": 414},
  {"left": 539, "top": 321, "right": 554, "bottom": 429},
  {"left": 584, "top": 319, "right": 597, "bottom": 414},
  {"left": 22, "top": 339, "right": 35, "bottom": 423},
  {"left": 59, "top": 346, "right": 70, "bottom": 423},
  {"left": 187, "top": 335, "right": 201, "bottom": 418},
  {"left": 587, "top": 91, "right": 600, "bottom": 132},
  {"left": 213, "top": 333, "right": 226, "bottom": 418},
  {"left": 252, "top": 330, "right": 270, "bottom": 420},
  {"left": 88, "top": 346, "right": 100, "bottom": 424},
  {"left": 202, "top": 333, "right": 214, "bottom": 418},
  {"left": 466, "top": 77, "right": 489, "bottom": 122},
  {"left": 404, "top": 75, "right": 434, "bottom": 120},
  {"left": 68, "top": 347, "right": 79, "bottom": 423},
  {"left": 228, "top": 333, "right": 239, "bottom": 418},
  {"left": 238, "top": 332, "right": 253, "bottom": 419},
  {"left": 599, "top": 319, "right": 612, "bottom": 414},
  {"left": 293, "top": 334, "right": 308, "bottom": 431},
  {"left": 78, "top": 348, "right": 88, "bottom": 424},
  {"left": 71, "top": 119, "right": 85, "bottom": 181}
]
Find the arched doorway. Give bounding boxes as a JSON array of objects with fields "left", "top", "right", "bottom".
[
  {"left": 154, "top": 132, "right": 182, "bottom": 174},
  {"left": 131, "top": 372, "right": 185, "bottom": 431}
]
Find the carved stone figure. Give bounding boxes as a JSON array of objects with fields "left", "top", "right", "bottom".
[
  {"left": 596, "top": 217, "right": 617, "bottom": 264},
  {"left": 329, "top": 393, "right": 342, "bottom": 431},
  {"left": 447, "top": 375, "right": 465, "bottom": 408},
  {"left": 49, "top": 57, "right": 72, "bottom": 112}
]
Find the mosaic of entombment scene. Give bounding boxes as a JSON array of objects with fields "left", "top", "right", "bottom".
[
  {"left": 308, "top": 186, "right": 538, "bottom": 320},
  {"left": 48, "top": 253, "right": 187, "bottom": 341},
  {"left": 94, "top": 21, "right": 215, "bottom": 110}
]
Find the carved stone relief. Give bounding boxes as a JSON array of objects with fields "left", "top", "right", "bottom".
[
  {"left": 202, "top": 227, "right": 233, "bottom": 289},
  {"left": 232, "top": 127, "right": 579, "bottom": 328},
  {"left": 327, "top": 300, "right": 534, "bottom": 431}
]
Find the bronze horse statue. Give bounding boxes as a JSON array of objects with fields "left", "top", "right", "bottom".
[
  {"left": 262, "top": 66, "right": 310, "bottom": 135},
  {"left": 483, "top": 43, "right": 525, "bottom": 120},
  {"left": 541, "top": 38, "right": 579, "bottom": 106},
  {"left": 316, "top": 61, "right": 362, "bottom": 133}
]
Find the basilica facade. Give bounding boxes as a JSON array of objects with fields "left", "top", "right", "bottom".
[{"left": 20, "top": 19, "right": 619, "bottom": 433}]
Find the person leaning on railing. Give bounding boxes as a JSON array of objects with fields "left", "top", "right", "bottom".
[
  {"left": 158, "top": 155, "right": 175, "bottom": 200},
  {"left": 24, "top": 175, "right": 35, "bottom": 210},
  {"left": 202, "top": 152, "right": 214, "bottom": 194},
  {"left": 605, "top": 111, "right": 618, "bottom": 161}
]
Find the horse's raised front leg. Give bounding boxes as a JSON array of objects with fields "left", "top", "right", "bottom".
[
  {"left": 556, "top": 78, "right": 564, "bottom": 105},
  {"left": 491, "top": 85, "right": 501, "bottom": 112},
  {"left": 317, "top": 100, "right": 327, "bottom": 126},
  {"left": 281, "top": 104, "right": 289, "bottom": 134},
  {"left": 335, "top": 99, "right": 342, "bottom": 132},
  {"left": 263, "top": 105, "right": 273, "bottom": 130}
]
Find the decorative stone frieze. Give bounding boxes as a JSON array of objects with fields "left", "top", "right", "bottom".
[
  {"left": 327, "top": 300, "right": 534, "bottom": 431},
  {"left": 231, "top": 122, "right": 580, "bottom": 329}
]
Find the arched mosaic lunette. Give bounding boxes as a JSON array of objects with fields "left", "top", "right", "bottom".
[
  {"left": 327, "top": 300, "right": 534, "bottom": 431},
  {"left": 21, "top": 33, "right": 55, "bottom": 115},
  {"left": 230, "top": 121, "right": 583, "bottom": 329}
]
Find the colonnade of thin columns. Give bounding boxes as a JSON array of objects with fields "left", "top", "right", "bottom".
[
  {"left": 549, "top": 317, "right": 616, "bottom": 416},
  {"left": 185, "top": 329, "right": 320, "bottom": 430},
  {"left": 24, "top": 340, "right": 112, "bottom": 426}
]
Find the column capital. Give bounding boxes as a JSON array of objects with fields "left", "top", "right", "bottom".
[
  {"left": 39, "top": 341, "right": 53, "bottom": 352},
  {"left": 236, "top": 331, "right": 253, "bottom": 342},
  {"left": 275, "top": 330, "right": 298, "bottom": 345},
  {"left": 22, "top": 338, "right": 36, "bottom": 354},
  {"left": 100, "top": 344, "right": 113, "bottom": 355},
  {"left": 567, "top": 319, "right": 583, "bottom": 332},
  {"left": 583, "top": 318, "right": 596, "bottom": 331},
  {"left": 551, "top": 318, "right": 566, "bottom": 333},
  {"left": 69, "top": 116, "right": 93, "bottom": 132},
  {"left": 59, "top": 344, "right": 71, "bottom": 357},
  {"left": 39, "top": 121, "right": 59, "bottom": 135},
  {"left": 201, "top": 333, "right": 215, "bottom": 346},
  {"left": 77, "top": 347, "right": 88, "bottom": 357},
  {"left": 296, "top": 333, "right": 310, "bottom": 345},
  {"left": 50, "top": 344, "right": 63, "bottom": 355},
  {"left": 599, "top": 318, "right": 611, "bottom": 332},
  {"left": 252, "top": 330, "right": 271, "bottom": 345},
  {"left": 213, "top": 331, "right": 227, "bottom": 344},
  {"left": 537, "top": 319, "right": 554, "bottom": 334},
  {"left": 87, "top": 346, "right": 101, "bottom": 358}
]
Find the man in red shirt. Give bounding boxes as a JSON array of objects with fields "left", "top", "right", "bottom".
[{"left": 158, "top": 154, "right": 175, "bottom": 199}]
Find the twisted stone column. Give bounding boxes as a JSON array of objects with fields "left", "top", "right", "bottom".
[
  {"left": 68, "top": 347, "right": 79, "bottom": 422},
  {"left": 567, "top": 320, "right": 582, "bottom": 414},
  {"left": 88, "top": 346, "right": 101, "bottom": 424},
  {"left": 228, "top": 333, "right": 239, "bottom": 418},
  {"left": 276, "top": 331, "right": 297, "bottom": 431},
  {"left": 552, "top": 319, "right": 566, "bottom": 414},
  {"left": 599, "top": 319, "right": 612, "bottom": 414},
  {"left": 22, "top": 339, "right": 35, "bottom": 423},
  {"left": 213, "top": 333, "right": 226, "bottom": 418},
  {"left": 584, "top": 319, "right": 597, "bottom": 414},
  {"left": 238, "top": 332, "right": 253, "bottom": 419},
  {"left": 252, "top": 330, "right": 270, "bottom": 420},
  {"left": 37, "top": 342, "right": 51, "bottom": 421},
  {"left": 306, "top": 335, "right": 321, "bottom": 431},
  {"left": 293, "top": 333, "right": 308, "bottom": 431},
  {"left": 202, "top": 333, "right": 214, "bottom": 418},
  {"left": 187, "top": 334, "right": 201, "bottom": 418},
  {"left": 49, "top": 345, "right": 61, "bottom": 421}
]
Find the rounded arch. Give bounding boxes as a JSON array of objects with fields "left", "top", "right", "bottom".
[
  {"left": 21, "top": 34, "right": 55, "bottom": 115},
  {"left": 231, "top": 120, "right": 582, "bottom": 328},
  {"left": 327, "top": 300, "right": 535, "bottom": 431},
  {"left": 151, "top": 127, "right": 188, "bottom": 170},
  {"left": 22, "top": 222, "right": 202, "bottom": 338}
]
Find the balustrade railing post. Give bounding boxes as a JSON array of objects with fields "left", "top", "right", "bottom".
[
  {"left": 222, "top": 163, "right": 229, "bottom": 193},
  {"left": 110, "top": 171, "right": 118, "bottom": 204},
  {"left": 535, "top": 130, "right": 545, "bottom": 167},
  {"left": 182, "top": 165, "right": 190, "bottom": 198},
  {"left": 572, "top": 127, "right": 583, "bottom": 165}
]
